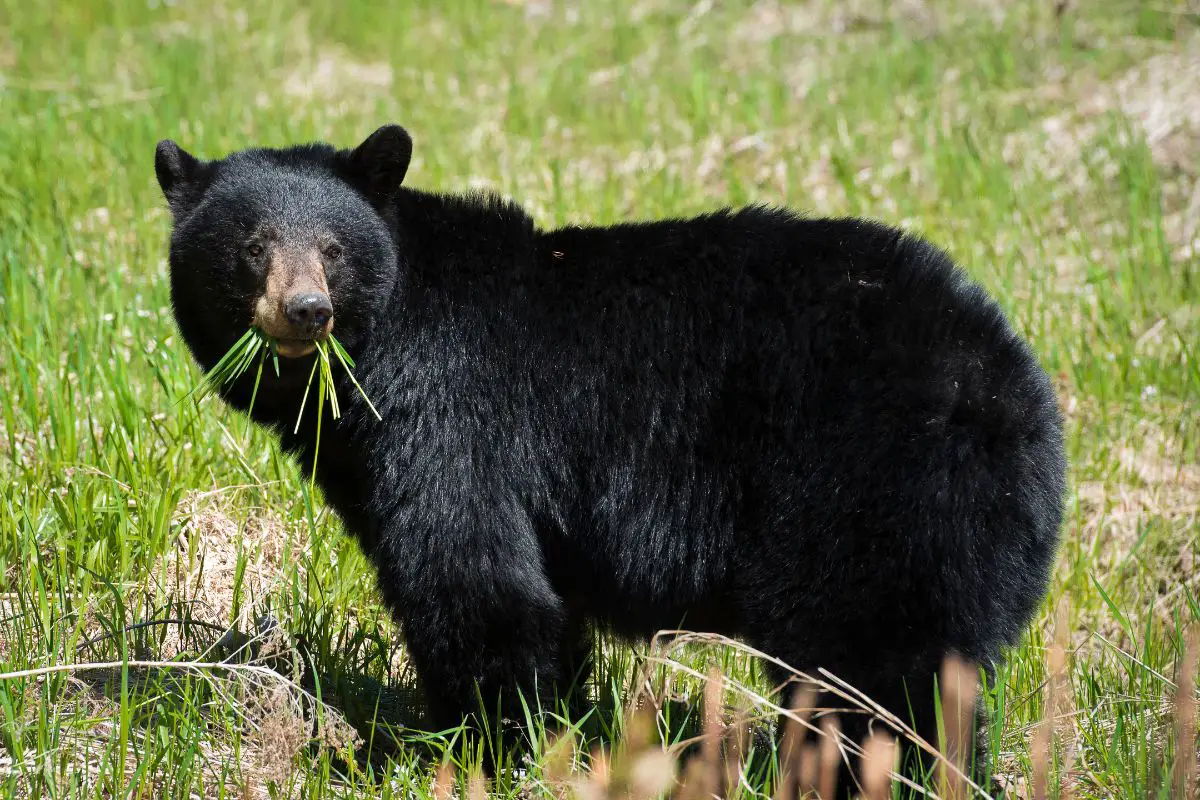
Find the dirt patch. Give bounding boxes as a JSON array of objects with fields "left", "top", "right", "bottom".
[
  {"left": 1076, "top": 422, "right": 1199, "bottom": 617},
  {"left": 1004, "top": 34, "right": 1200, "bottom": 265},
  {"left": 148, "top": 490, "right": 307, "bottom": 658},
  {"left": 1111, "top": 36, "right": 1200, "bottom": 173},
  {"left": 281, "top": 46, "right": 393, "bottom": 104}
]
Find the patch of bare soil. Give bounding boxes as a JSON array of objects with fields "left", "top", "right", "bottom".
[
  {"left": 1010, "top": 33, "right": 1200, "bottom": 170},
  {"left": 1005, "top": 34, "right": 1200, "bottom": 262},
  {"left": 1076, "top": 422, "right": 1199, "bottom": 635},
  {"left": 281, "top": 47, "right": 393, "bottom": 105},
  {"left": 147, "top": 490, "right": 305, "bottom": 659}
]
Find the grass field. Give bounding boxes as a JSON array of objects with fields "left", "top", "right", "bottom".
[{"left": 1, "top": 0, "right": 1198, "bottom": 797}]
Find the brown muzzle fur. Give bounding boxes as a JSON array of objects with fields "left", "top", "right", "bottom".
[{"left": 252, "top": 245, "right": 333, "bottom": 357}]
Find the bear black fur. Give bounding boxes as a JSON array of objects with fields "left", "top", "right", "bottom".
[{"left": 156, "top": 125, "right": 1066, "bottom": 788}]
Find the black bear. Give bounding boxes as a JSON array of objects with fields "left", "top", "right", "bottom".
[{"left": 155, "top": 124, "right": 1065, "bottom": 788}]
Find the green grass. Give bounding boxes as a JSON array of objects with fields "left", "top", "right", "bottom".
[
  {"left": 0, "top": 0, "right": 1197, "bottom": 797},
  {"left": 188, "top": 327, "right": 382, "bottom": 493}
]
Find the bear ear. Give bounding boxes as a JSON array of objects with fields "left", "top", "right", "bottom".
[
  {"left": 345, "top": 124, "right": 412, "bottom": 203},
  {"left": 155, "top": 140, "right": 205, "bottom": 216}
]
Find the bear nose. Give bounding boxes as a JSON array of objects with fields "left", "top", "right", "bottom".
[{"left": 283, "top": 292, "right": 333, "bottom": 335}]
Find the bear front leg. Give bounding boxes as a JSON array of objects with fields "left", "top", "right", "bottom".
[
  {"left": 404, "top": 592, "right": 566, "bottom": 735},
  {"left": 360, "top": 449, "right": 571, "bottom": 754},
  {"left": 374, "top": 534, "right": 568, "bottom": 744}
]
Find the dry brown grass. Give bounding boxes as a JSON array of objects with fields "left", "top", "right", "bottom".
[
  {"left": 996, "top": 31, "right": 1200, "bottom": 300},
  {"left": 861, "top": 733, "right": 899, "bottom": 800},
  {"left": 426, "top": 636, "right": 940, "bottom": 798},
  {"left": 594, "top": 631, "right": 993, "bottom": 799},
  {"left": 0, "top": 493, "right": 347, "bottom": 796},
  {"left": 147, "top": 489, "right": 306, "bottom": 658},
  {"left": 1003, "top": 32, "right": 1200, "bottom": 182},
  {"left": 939, "top": 655, "right": 981, "bottom": 800},
  {"left": 281, "top": 46, "right": 393, "bottom": 106}
]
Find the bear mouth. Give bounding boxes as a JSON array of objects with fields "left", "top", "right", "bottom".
[{"left": 275, "top": 338, "right": 319, "bottom": 359}]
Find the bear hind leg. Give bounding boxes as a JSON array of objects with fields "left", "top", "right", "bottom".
[{"left": 770, "top": 657, "right": 990, "bottom": 798}]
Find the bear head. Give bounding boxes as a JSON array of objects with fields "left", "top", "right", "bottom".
[{"left": 154, "top": 125, "right": 411, "bottom": 372}]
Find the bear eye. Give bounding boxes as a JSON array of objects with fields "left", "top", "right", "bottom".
[
  {"left": 324, "top": 243, "right": 343, "bottom": 260},
  {"left": 246, "top": 243, "right": 264, "bottom": 257}
]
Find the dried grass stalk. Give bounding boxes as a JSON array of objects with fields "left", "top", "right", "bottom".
[
  {"left": 817, "top": 715, "right": 841, "bottom": 800},
  {"left": 722, "top": 709, "right": 750, "bottom": 797},
  {"left": 677, "top": 666, "right": 725, "bottom": 800},
  {"left": 466, "top": 769, "right": 488, "bottom": 800},
  {"left": 774, "top": 684, "right": 818, "bottom": 800},
  {"left": 432, "top": 761, "right": 455, "bottom": 800},
  {"left": 938, "top": 654, "right": 980, "bottom": 800},
  {"left": 644, "top": 631, "right": 987, "bottom": 796},
  {"left": 1174, "top": 625, "right": 1199, "bottom": 800},
  {"left": 860, "top": 733, "right": 897, "bottom": 800}
]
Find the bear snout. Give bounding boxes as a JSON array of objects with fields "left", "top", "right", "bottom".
[
  {"left": 284, "top": 292, "right": 334, "bottom": 336},
  {"left": 251, "top": 245, "right": 334, "bottom": 356}
]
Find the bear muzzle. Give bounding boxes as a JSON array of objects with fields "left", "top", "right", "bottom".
[{"left": 252, "top": 247, "right": 334, "bottom": 358}]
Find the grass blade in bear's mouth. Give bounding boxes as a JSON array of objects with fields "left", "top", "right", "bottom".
[
  {"left": 184, "top": 328, "right": 382, "bottom": 486},
  {"left": 182, "top": 327, "right": 272, "bottom": 407}
]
